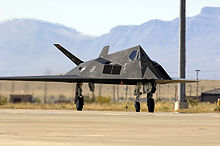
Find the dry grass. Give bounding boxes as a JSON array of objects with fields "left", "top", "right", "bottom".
[
  {"left": 0, "top": 103, "right": 75, "bottom": 110},
  {"left": 0, "top": 101, "right": 219, "bottom": 113},
  {"left": 155, "top": 101, "right": 175, "bottom": 112},
  {"left": 179, "top": 102, "right": 220, "bottom": 113}
]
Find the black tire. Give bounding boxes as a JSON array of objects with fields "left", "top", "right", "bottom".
[
  {"left": 76, "top": 96, "right": 84, "bottom": 111},
  {"left": 135, "top": 101, "right": 140, "bottom": 112},
  {"left": 147, "top": 98, "right": 155, "bottom": 113}
]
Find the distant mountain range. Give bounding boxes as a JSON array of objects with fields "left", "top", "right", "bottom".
[{"left": 0, "top": 7, "right": 220, "bottom": 79}]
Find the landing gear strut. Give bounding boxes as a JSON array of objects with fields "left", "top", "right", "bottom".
[
  {"left": 75, "top": 82, "right": 84, "bottom": 111},
  {"left": 134, "top": 83, "right": 142, "bottom": 112}
]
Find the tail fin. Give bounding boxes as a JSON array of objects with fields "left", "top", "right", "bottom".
[
  {"left": 99, "top": 46, "right": 110, "bottom": 58},
  {"left": 54, "top": 44, "right": 83, "bottom": 66}
]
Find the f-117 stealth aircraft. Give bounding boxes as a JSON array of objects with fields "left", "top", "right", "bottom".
[{"left": 0, "top": 44, "right": 193, "bottom": 112}]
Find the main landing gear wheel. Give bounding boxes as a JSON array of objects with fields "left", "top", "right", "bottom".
[
  {"left": 135, "top": 100, "right": 140, "bottom": 112},
  {"left": 147, "top": 97, "right": 155, "bottom": 113},
  {"left": 76, "top": 96, "right": 84, "bottom": 111},
  {"left": 75, "top": 82, "right": 84, "bottom": 111}
]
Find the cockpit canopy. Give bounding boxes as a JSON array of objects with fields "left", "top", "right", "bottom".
[{"left": 129, "top": 50, "right": 139, "bottom": 61}]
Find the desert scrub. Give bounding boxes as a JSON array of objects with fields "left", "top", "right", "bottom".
[
  {"left": 215, "top": 106, "right": 220, "bottom": 112},
  {"left": 177, "top": 102, "right": 219, "bottom": 113},
  {"left": 32, "top": 97, "right": 41, "bottom": 103},
  {"left": 95, "top": 96, "right": 111, "bottom": 104},
  {"left": 84, "top": 95, "right": 94, "bottom": 103},
  {"left": 0, "top": 97, "right": 8, "bottom": 105},
  {"left": 155, "top": 100, "right": 175, "bottom": 112},
  {"left": 187, "top": 97, "right": 200, "bottom": 106}
]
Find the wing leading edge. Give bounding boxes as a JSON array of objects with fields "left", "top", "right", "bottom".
[
  {"left": 156, "top": 78, "right": 197, "bottom": 84},
  {"left": 0, "top": 75, "right": 91, "bottom": 83},
  {"left": 0, "top": 75, "right": 196, "bottom": 85}
]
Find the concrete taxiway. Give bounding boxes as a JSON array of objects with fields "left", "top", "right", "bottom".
[{"left": 0, "top": 109, "right": 220, "bottom": 146}]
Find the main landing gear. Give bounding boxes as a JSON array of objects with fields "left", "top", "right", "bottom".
[
  {"left": 134, "top": 82, "right": 156, "bottom": 113},
  {"left": 75, "top": 82, "right": 84, "bottom": 111},
  {"left": 75, "top": 82, "right": 95, "bottom": 111},
  {"left": 134, "top": 83, "right": 141, "bottom": 112}
]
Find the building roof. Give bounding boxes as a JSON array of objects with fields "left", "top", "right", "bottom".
[{"left": 202, "top": 88, "right": 220, "bottom": 94}]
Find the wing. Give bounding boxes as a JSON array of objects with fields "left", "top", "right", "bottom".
[
  {"left": 0, "top": 75, "right": 196, "bottom": 85},
  {"left": 54, "top": 44, "right": 83, "bottom": 65},
  {"left": 0, "top": 75, "right": 137, "bottom": 84},
  {"left": 156, "top": 78, "right": 197, "bottom": 84},
  {"left": 0, "top": 75, "right": 92, "bottom": 83},
  {"left": 0, "top": 75, "right": 145, "bottom": 85}
]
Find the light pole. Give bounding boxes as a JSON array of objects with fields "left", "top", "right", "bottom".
[
  {"left": 178, "top": 0, "right": 187, "bottom": 103},
  {"left": 195, "top": 70, "right": 200, "bottom": 97},
  {"left": 176, "top": 0, "right": 188, "bottom": 111}
]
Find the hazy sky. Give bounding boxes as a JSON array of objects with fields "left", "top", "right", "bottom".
[{"left": 1, "top": 0, "right": 220, "bottom": 35}]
